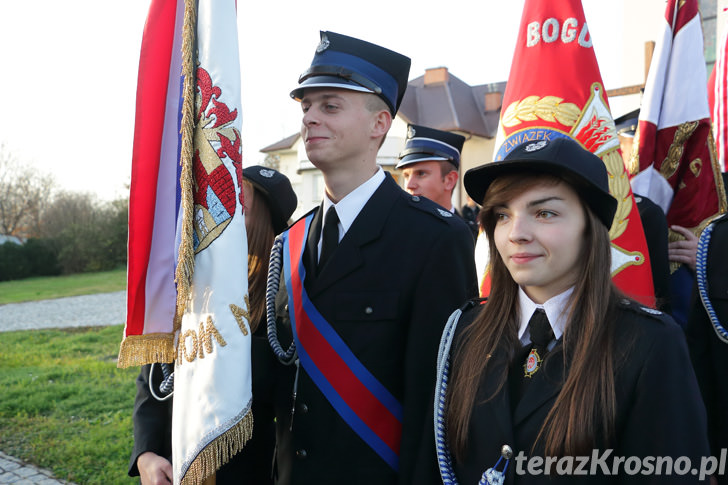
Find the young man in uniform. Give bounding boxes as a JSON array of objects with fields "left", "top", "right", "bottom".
[
  {"left": 267, "top": 31, "right": 478, "bottom": 485},
  {"left": 396, "top": 124, "right": 465, "bottom": 216}
]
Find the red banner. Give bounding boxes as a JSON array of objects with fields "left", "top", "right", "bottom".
[{"left": 486, "top": 0, "right": 655, "bottom": 306}]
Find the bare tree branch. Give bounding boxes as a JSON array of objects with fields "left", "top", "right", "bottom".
[{"left": 0, "top": 144, "right": 55, "bottom": 237}]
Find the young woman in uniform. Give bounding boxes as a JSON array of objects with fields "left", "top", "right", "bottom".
[{"left": 421, "top": 137, "right": 710, "bottom": 484}]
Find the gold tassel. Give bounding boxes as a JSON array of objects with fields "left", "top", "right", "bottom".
[
  {"left": 174, "top": 0, "right": 198, "bottom": 332},
  {"left": 116, "top": 334, "right": 176, "bottom": 368},
  {"left": 181, "top": 411, "right": 254, "bottom": 485}
]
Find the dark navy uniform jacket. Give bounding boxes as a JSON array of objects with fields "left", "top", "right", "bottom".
[
  {"left": 687, "top": 213, "right": 728, "bottom": 484},
  {"left": 415, "top": 298, "right": 710, "bottom": 484},
  {"left": 270, "top": 173, "right": 478, "bottom": 485}
]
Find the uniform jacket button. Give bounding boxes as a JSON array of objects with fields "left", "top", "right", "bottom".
[
  {"left": 412, "top": 195, "right": 420, "bottom": 202},
  {"left": 296, "top": 449, "right": 307, "bottom": 459},
  {"left": 300, "top": 403, "right": 308, "bottom": 414},
  {"left": 364, "top": 306, "right": 374, "bottom": 315}
]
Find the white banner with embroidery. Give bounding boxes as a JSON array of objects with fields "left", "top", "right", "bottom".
[{"left": 171, "top": 0, "right": 252, "bottom": 483}]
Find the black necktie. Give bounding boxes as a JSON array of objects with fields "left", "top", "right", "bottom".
[
  {"left": 523, "top": 308, "right": 554, "bottom": 378},
  {"left": 510, "top": 309, "right": 555, "bottom": 406},
  {"left": 318, "top": 206, "right": 339, "bottom": 272},
  {"left": 528, "top": 309, "right": 554, "bottom": 357}
]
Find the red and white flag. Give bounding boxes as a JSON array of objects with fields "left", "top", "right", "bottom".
[
  {"left": 118, "top": 0, "right": 252, "bottom": 483},
  {"left": 119, "top": 0, "right": 183, "bottom": 367},
  {"left": 479, "top": 0, "right": 655, "bottom": 306},
  {"left": 632, "top": 0, "right": 726, "bottom": 234}
]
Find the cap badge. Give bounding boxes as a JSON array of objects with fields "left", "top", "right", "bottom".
[
  {"left": 259, "top": 169, "right": 275, "bottom": 178},
  {"left": 316, "top": 34, "right": 330, "bottom": 53},
  {"left": 524, "top": 348, "right": 542, "bottom": 377},
  {"left": 524, "top": 140, "right": 548, "bottom": 152},
  {"left": 407, "top": 126, "right": 416, "bottom": 139},
  {"left": 437, "top": 208, "right": 453, "bottom": 218}
]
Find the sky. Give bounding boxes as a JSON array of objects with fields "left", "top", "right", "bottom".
[{"left": 0, "top": 1, "right": 644, "bottom": 201}]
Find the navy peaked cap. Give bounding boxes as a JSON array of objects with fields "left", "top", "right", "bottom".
[
  {"left": 243, "top": 165, "right": 297, "bottom": 234},
  {"left": 290, "top": 31, "right": 411, "bottom": 115},
  {"left": 396, "top": 124, "right": 466, "bottom": 170},
  {"left": 464, "top": 137, "right": 617, "bottom": 229}
]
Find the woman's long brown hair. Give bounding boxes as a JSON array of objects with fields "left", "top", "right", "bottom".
[
  {"left": 244, "top": 181, "right": 276, "bottom": 330},
  {"left": 447, "top": 173, "right": 621, "bottom": 460}
]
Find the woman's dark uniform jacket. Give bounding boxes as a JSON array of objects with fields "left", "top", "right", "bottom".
[
  {"left": 128, "top": 323, "right": 276, "bottom": 483},
  {"left": 415, "top": 298, "right": 710, "bottom": 484},
  {"left": 687, "top": 213, "right": 728, "bottom": 484},
  {"left": 268, "top": 173, "right": 478, "bottom": 485}
]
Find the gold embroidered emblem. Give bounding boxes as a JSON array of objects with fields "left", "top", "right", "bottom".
[
  {"left": 689, "top": 158, "right": 702, "bottom": 178},
  {"left": 660, "top": 121, "right": 699, "bottom": 180},
  {"left": 502, "top": 96, "right": 581, "bottom": 128}
]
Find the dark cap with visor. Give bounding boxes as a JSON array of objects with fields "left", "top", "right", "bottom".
[
  {"left": 290, "top": 31, "right": 411, "bottom": 115},
  {"left": 464, "top": 137, "right": 618, "bottom": 229}
]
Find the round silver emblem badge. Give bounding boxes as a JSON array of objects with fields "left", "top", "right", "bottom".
[{"left": 524, "top": 140, "right": 548, "bottom": 152}]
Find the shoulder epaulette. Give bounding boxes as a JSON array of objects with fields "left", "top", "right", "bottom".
[
  {"left": 405, "top": 194, "right": 461, "bottom": 224},
  {"left": 618, "top": 298, "right": 668, "bottom": 321}
]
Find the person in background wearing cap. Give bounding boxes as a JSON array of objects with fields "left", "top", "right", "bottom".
[
  {"left": 128, "top": 166, "right": 297, "bottom": 485},
  {"left": 267, "top": 31, "right": 477, "bottom": 485},
  {"left": 396, "top": 124, "right": 467, "bottom": 221},
  {"left": 415, "top": 137, "right": 708, "bottom": 484}
]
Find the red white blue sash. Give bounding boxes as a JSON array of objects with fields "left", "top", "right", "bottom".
[{"left": 282, "top": 214, "right": 403, "bottom": 470}]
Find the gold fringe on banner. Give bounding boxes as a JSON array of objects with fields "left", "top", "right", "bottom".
[
  {"left": 174, "top": 0, "right": 198, "bottom": 332},
  {"left": 117, "top": 333, "right": 176, "bottom": 368},
  {"left": 181, "top": 411, "right": 254, "bottom": 485}
]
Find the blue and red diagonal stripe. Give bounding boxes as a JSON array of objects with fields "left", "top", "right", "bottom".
[{"left": 283, "top": 216, "right": 403, "bottom": 470}]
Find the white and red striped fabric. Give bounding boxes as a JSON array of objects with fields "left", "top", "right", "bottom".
[
  {"left": 120, "top": 0, "right": 184, "bottom": 365},
  {"left": 632, "top": 0, "right": 725, "bottom": 228}
]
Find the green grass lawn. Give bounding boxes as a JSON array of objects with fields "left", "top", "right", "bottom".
[
  {"left": 0, "top": 324, "right": 137, "bottom": 484},
  {"left": 0, "top": 271, "right": 135, "bottom": 483},
  {"left": 0, "top": 269, "right": 126, "bottom": 305}
]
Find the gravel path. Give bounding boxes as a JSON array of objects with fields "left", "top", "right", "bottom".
[{"left": 0, "top": 291, "right": 126, "bottom": 332}]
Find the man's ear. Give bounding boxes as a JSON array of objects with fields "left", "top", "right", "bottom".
[
  {"left": 371, "top": 109, "right": 392, "bottom": 139},
  {"left": 444, "top": 170, "right": 459, "bottom": 191}
]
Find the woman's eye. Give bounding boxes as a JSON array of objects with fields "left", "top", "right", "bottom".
[{"left": 537, "top": 210, "right": 556, "bottom": 219}]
